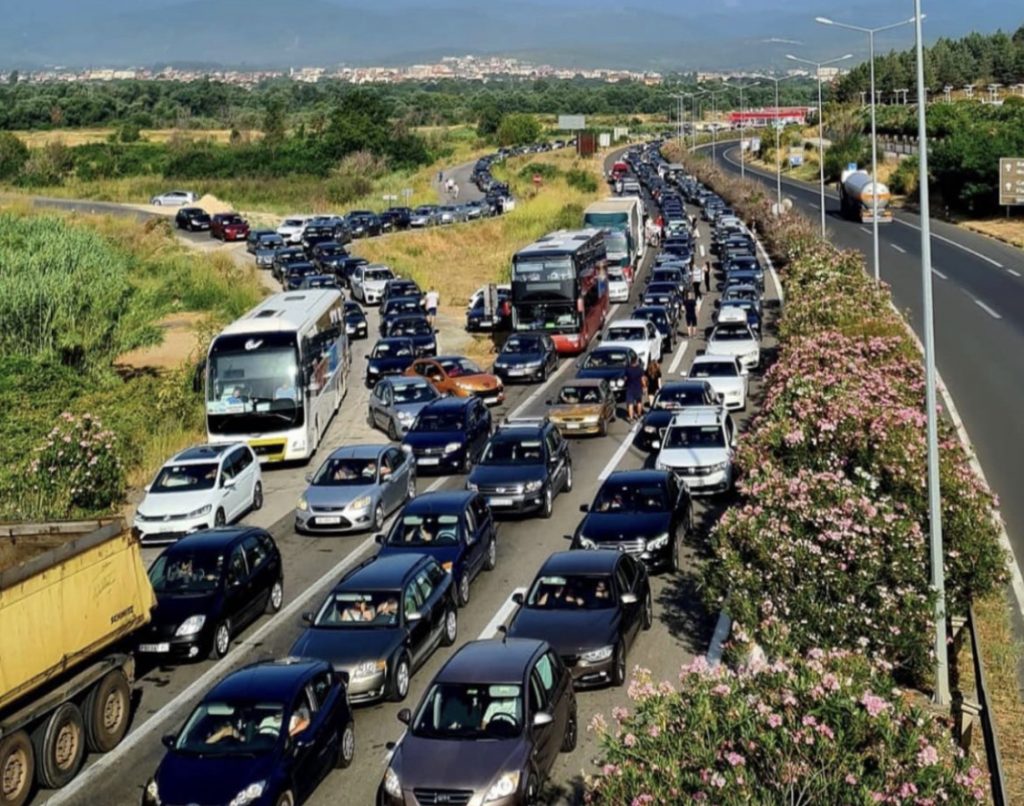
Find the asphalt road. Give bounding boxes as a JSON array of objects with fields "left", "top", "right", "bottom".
[
  {"left": 34, "top": 149, "right": 780, "bottom": 806},
  {"left": 710, "top": 143, "right": 1024, "bottom": 622}
]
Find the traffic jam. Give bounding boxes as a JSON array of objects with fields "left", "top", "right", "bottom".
[{"left": 4, "top": 141, "right": 773, "bottom": 806}]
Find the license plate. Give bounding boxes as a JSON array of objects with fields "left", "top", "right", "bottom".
[
  {"left": 318, "top": 516, "right": 342, "bottom": 525},
  {"left": 566, "top": 423, "right": 581, "bottom": 430},
  {"left": 418, "top": 457, "right": 440, "bottom": 466},
  {"left": 508, "top": 368, "right": 525, "bottom": 376},
  {"left": 139, "top": 643, "right": 170, "bottom": 653},
  {"left": 489, "top": 497, "right": 514, "bottom": 507}
]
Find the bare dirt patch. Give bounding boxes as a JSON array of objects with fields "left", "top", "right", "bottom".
[{"left": 116, "top": 311, "right": 209, "bottom": 372}]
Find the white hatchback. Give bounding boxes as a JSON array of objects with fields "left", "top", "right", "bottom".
[
  {"left": 607, "top": 267, "right": 630, "bottom": 303},
  {"left": 655, "top": 407, "right": 736, "bottom": 495},
  {"left": 601, "top": 318, "right": 662, "bottom": 366},
  {"left": 132, "top": 443, "right": 263, "bottom": 545},
  {"left": 706, "top": 321, "right": 760, "bottom": 370},
  {"left": 684, "top": 354, "right": 748, "bottom": 411}
]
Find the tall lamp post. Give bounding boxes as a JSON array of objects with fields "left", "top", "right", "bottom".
[
  {"left": 684, "top": 91, "right": 707, "bottom": 152},
  {"left": 757, "top": 73, "right": 802, "bottom": 213},
  {"left": 816, "top": 15, "right": 919, "bottom": 286},
  {"left": 671, "top": 93, "right": 686, "bottom": 149},
  {"left": 786, "top": 52, "right": 853, "bottom": 237},
  {"left": 725, "top": 80, "right": 761, "bottom": 180},
  {"left": 705, "top": 87, "right": 730, "bottom": 163}
]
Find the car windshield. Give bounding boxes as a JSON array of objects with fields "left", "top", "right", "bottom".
[
  {"left": 391, "top": 320, "right": 431, "bottom": 337},
  {"left": 502, "top": 337, "right": 541, "bottom": 354},
  {"left": 412, "top": 412, "right": 464, "bottom": 432},
  {"left": 605, "top": 326, "right": 645, "bottom": 342},
  {"left": 150, "top": 463, "right": 218, "bottom": 493},
  {"left": 374, "top": 342, "right": 413, "bottom": 358},
  {"left": 526, "top": 574, "right": 616, "bottom": 610},
  {"left": 175, "top": 701, "right": 285, "bottom": 756},
  {"left": 413, "top": 683, "right": 524, "bottom": 740},
  {"left": 313, "top": 591, "right": 400, "bottom": 627},
  {"left": 634, "top": 310, "right": 668, "bottom": 329},
  {"left": 148, "top": 552, "right": 222, "bottom": 594},
  {"left": 386, "top": 513, "right": 461, "bottom": 546},
  {"left": 666, "top": 425, "right": 726, "bottom": 449},
  {"left": 439, "top": 358, "right": 482, "bottom": 377},
  {"left": 318, "top": 245, "right": 344, "bottom": 256},
  {"left": 385, "top": 300, "right": 420, "bottom": 315},
  {"left": 480, "top": 438, "right": 544, "bottom": 465},
  {"left": 312, "top": 458, "right": 378, "bottom": 486},
  {"left": 711, "top": 325, "right": 753, "bottom": 342},
  {"left": 647, "top": 284, "right": 676, "bottom": 296},
  {"left": 591, "top": 482, "right": 668, "bottom": 513},
  {"left": 583, "top": 350, "right": 629, "bottom": 369},
  {"left": 690, "top": 361, "right": 737, "bottom": 378},
  {"left": 391, "top": 381, "right": 436, "bottom": 404},
  {"left": 655, "top": 387, "right": 707, "bottom": 409},
  {"left": 607, "top": 269, "right": 627, "bottom": 283},
  {"left": 365, "top": 269, "right": 394, "bottom": 282},
  {"left": 557, "top": 385, "right": 602, "bottom": 405}
]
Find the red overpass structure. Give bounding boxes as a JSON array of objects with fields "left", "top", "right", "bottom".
[{"left": 727, "top": 107, "right": 813, "bottom": 127}]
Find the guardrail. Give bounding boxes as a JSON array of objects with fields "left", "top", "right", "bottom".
[{"left": 952, "top": 607, "right": 1008, "bottom": 806}]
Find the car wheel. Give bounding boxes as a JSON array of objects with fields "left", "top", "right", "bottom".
[
  {"left": 337, "top": 722, "right": 355, "bottom": 769},
  {"left": 252, "top": 481, "right": 263, "bottom": 511},
  {"left": 153, "top": 199, "right": 161, "bottom": 206},
  {"left": 388, "top": 652, "right": 411, "bottom": 702},
  {"left": 541, "top": 487, "right": 553, "bottom": 519},
  {"left": 612, "top": 641, "right": 627, "bottom": 687},
  {"left": 525, "top": 774, "right": 542, "bottom": 806},
  {"left": 642, "top": 589, "right": 654, "bottom": 630},
  {"left": 599, "top": 418, "right": 608, "bottom": 437},
  {"left": 275, "top": 791, "right": 295, "bottom": 806},
  {"left": 457, "top": 573, "right": 471, "bottom": 607},
  {"left": 407, "top": 474, "right": 416, "bottom": 501},
  {"left": 210, "top": 619, "right": 231, "bottom": 660},
  {"left": 441, "top": 606, "right": 458, "bottom": 647},
  {"left": 561, "top": 702, "right": 578, "bottom": 752},
  {"left": 460, "top": 451, "right": 471, "bottom": 474},
  {"left": 539, "top": 363, "right": 547, "bottom": 382},
  {"left": 484, "top": 535, "right": 497, "bottom": 571},
  {"left": 267, "top": 578, "right": 284, "bottom": 614},
  {"left": 669, "top": 533, "right": 680, "bottom": 573},
  {"left": 388, "top": 418, "right": 400, "bottom": 441},
  {"left": 564, "top": 463, "right": 574, "bottom": 493},
  {"left": 214, "top": 508, "right": 226, "bottom": 527},
  {"left": 372, "top": 503, "right": 384, "bottom": 532}
]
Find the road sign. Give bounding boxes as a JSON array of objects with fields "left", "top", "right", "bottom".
[
  {"left": 401, "top": 188, "right": 413, "bottom": 199},
  {"left": 999, "top": 158, "right": 1024, "bottom": 206},
  {"left": 789, "top": 154, "right": 804, "bottom": 167},
  {"left": 847, "top": 162, "right": 858, "bottom": 172},
  {"left": 558, "top": 114, "right": 586, "bottom": 130}
]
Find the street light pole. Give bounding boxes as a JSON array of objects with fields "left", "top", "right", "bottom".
[
  {"left": 786, "top": 52, "right": 853, "bottom": 238},
  {"left": 705, "top": 88, "right": 729, "bottom": 163},
  {"left": 816, "top": 15, "right": 919, "bottom": 285},
  {"left": 726, "top": 80, "right": 761, "bottom": 180}
]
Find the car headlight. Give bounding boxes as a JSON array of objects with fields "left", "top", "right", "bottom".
[
  {"left": 524, "top": 360, "right": 542, "bottom": 368},
  {"left": 229, "top": 781, "right": 266, "bottom": 806},
  {"left": 484, "top": 771, "right": 521, "bottom": 802},
  {"left": 296, "top": 495, "right": 309, "bottom": 511},
  {"left": 444, "top": 442, "right": 462, "bottom": 454},
  {"left": 708, "top": 461, "right": 729, "bottom": 473},
  {"left": 349, "top": 495, "right": 372, "bottom": 511},
  {"left": 646, "top": 532, "right": 670, "bottom": 550},
  {"left": 523, "top": 480, "right": 543, "bottom": 493},
  {"left": 612, "top": 378, "right": 624, "bottom": 388},
  {"left": 397, "top": 410, "right": 414, "bottom": 423},
  {"left": 744, "top": 350, "right": 759, "bottom": 361},
  {"left": 145, "top": 779, "right": 160, "bottom": 805},
  {"left": 401, "top": 444, "right": 413, "bottom": 454},
  {"left": 175, "top": 615, "right": 206, "bottom": 637},
  {"left": 643, "top": 425, "right": 656, "bottom": 434},
  {"left": 187, "top": 503, "right": 212, "bottom": 518},
  {"left": 384, "top": 766, "right": 402, "bottom": 798},
  {"left": 578, "top": 536, "right": 597, "bottom": 549},
  {"left": 583, "top": 415, "right": 600, "bottom": 424},
  {"left": 580, "top": 645, "right": 614, "bottom": 663},
  {"left": 352, "top": 659, "right": 386, "bottom": 680}
]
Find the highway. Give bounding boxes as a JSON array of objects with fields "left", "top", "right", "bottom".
[
  {"left": 36, "top": 149, "right": 781, "bottom": 805},
  {"left": 710, "top": 144, "right": 1024, "bottom": 625}
]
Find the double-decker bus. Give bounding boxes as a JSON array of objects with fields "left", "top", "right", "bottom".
[
  {"left": 205, "top": 289, "right": 350, "bottom": 463},
  {"left": 510, "top": 229, "right": 609, "bottom": 355}
]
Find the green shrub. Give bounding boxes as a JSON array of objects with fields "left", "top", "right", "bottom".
[
  {"left": 0, "top": 131, "right": 29, "bottom": 180},
  {"left": 496, "top": 113, "right": 542, "bottom": 147},
  {"left": 566, "top": 168, "right": 599, "bottom": 193},
  {"left": 889, "top": 156, "right": 919, "bottom": 197},
  {"left": 517, "top": 161, "right": 561, "bottom": 180}
]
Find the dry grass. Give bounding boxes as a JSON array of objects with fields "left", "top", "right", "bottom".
[
  {"left": 960, "top": 218, "right": 1024, "bottom": 249},
  {"left": 357, "top": 149, "right": 607, "bottom": 316},
  {"left": 11, "top": 129, "right": 258, "bottom": 147}
]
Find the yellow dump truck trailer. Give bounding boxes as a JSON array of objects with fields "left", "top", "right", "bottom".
[{"left": 0, "top": 519, "right": 155, "bottom": 804}]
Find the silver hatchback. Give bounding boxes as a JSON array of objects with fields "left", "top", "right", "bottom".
[{"left": 368, "top": 376, "right": 441, "bottom": 440}]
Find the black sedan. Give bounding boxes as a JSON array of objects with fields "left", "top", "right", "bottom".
[
  {"left": 382, "top": 207, "right": 412, "bottom": 230},
  {"left": 380, "top": 296, "right": 426, "bottom": 336},
  {"left": 347, "top": 211, "right": 382, "bottom": 238},
  {"left": 284, "top": 261, "right": 319, "bottom": 290},
  {"left": 574, "top": 345, "right": 637, "bottom": 399},
  {"left": 298, "top": 274, "right": 341, "bottom": 290},
  {"left": 272, "top": 247, "right": 307, "bottom": 284},
  {"left": 507, "top": 550, "right": 651, "bottom": 688},
  {"left": 142, "top": 658, "right": 354, "bottom": 806},
  {"left": 401, "top": 396, "right": 492, "bottom": 474},
  {"left": 491, "top": 332, "right": 559, "bottom": 384},
  {"left": 138, "top": 527, "right": 283, "bottom": 661},
  {"left": 381, "top": 279, "right": 422, "bottom": 307},
  {"left": 365, "top": 338, "right": 417, "bottom": 388},
  {"left": 642, "top": 282, "right": 683, "bottom": 320},
  {"left": 290, "top": 553, "right": 457, "bottom": 703},
  {"left": 335, "top": 256, "right": 369, "bottom": 288},
  {"left": 569, "top": 470, "right": 691, "bottom": 573},
  {"left": 311, "top": 241, "right": 349, "bottom": 274},
  {"left": 174, "top": 207, "right": 211, "bottom": 231},
  {"left": 345, "top": 300, "right": 368, "bottom": 340},
  {"left": 385, "top": 315, "right": 437, "bottom": 357},
  {"left": 636, "top": 380, "right": 721, "bottom": 451}
]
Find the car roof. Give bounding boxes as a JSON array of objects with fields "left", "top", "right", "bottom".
[
  {"left": 205, "top": 658, "right": 324, "bottom": 703},
  {"left": 339, "top": 553, "right": 431, "bottom": 591},
  {"left": 377, "top": 337, "right": 415, "bottom": 347},
  {"left": 401, "top": 490, "right": 475, "bottom": 513},
  {"left": 607, "top": 319, "right": 651, "bottom": 329},
  {"left": 421, "top": 396, "right": 473, "bottom": 412},
  {"left": 669, "top": 407, "right": 726, "bottom": 427},
  {"left": 325, "top": 444, "right": 388, "bottom": 461},
  {"left": 172, "top": 443, "right": 237, "bottom": 464},
  {"left": 539, "top": 549, "right": 621, "bottom": 575},
  {"left": 164, "top": 526, "right": 262, "bottom": 553},
  {"left": 603, "top": 469, "right": 670, "bottom": 486},
  {"left": 561, "top": 378, "right": 604, "bottom": 388},
  {"left": 436, "top": 638, "right": 547, "bottom": 685},
  {"left": 691, "top": 353, "right": 738, "bottom": 365}
]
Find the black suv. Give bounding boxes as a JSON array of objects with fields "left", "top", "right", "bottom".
[
  {"left": 272, "top": 246, "right": 307, "bottom": 284},
  {"left": 311, "top": 241, "right": 349, "bottom": 275},
  {"left": 347, "top": 211, "right": 383, "bottom": 238},
  {"left": 492, "top": 332, "right": 559, "bottom": 384},
  {"left": 382, "top": 207, "right": 412, "bottom": 230},
  {"left": 401, "top": 396, "right": 492, "bottom": 474},
  {"left": 467, "top": 418, "right": 572, "bottom": 519},
  {"left": 175, "top": 207, "right": 211, "bottom": 231}
]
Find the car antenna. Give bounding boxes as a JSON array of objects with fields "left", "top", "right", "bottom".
[{"left": 496, "top": 624, "right": 509, "bottom": 644}]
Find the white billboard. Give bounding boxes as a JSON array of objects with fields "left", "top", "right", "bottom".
[{"left": 558, "top": 114, "right": 586, "bottom": 130}]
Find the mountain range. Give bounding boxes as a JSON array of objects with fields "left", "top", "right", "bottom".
[{"left": 2, "top": 0, "right": 1020, "bottom": 71}]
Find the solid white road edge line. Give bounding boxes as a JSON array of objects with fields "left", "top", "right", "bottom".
[
  {"left": 48, "top": 476, "right": 449, "bottom": 805},
  {"left": 706, "top": 611, "right": 732, "bottom": 667},
  {"left": 891, "top": 244, "right": 907, "bottom": 254},
  {"left": 893, "top": 217, "right": 1004, "bottom": 268},
  {"left": 668, "top": 338, "right": 690, "bottom": 374},
  {"left": 932, "top": 268, "right": 948, "bottom": 280},
  {"left": 1007, "top": 268, "right": 1021, "bottom": 278},
  {"left": 598, "top": 421, "right": 642, "bottom": 481},
  {"left": 478, "top": 587, "right": 528, "bottom": 640},
  {"left": 973, "top": 298, "right": 1002, "bottom": 320}
]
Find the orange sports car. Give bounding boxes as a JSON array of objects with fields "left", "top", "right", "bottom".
[{"left": 405, "top": 355, "right": 505, "bottom": 406}]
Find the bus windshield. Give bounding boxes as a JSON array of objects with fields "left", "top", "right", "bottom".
[
  {"left": 513, "top": 302, "right": 577, "bottom": 333},
  {"left": 512, "top": 257, "right": 573, "bottom": 283},
  {"left": 206, "top": 337, "right": 303, "bottom": 435}
]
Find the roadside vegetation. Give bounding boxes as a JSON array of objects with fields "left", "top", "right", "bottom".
[{"left": 0, "top": 207, "right": 265, "bottom": 520}]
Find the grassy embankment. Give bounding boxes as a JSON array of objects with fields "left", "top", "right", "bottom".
[
  {"left": 357, "top": 148, "right": 608, "bottom": 364},
  {"left": 3, "top": 126, "right": 491, "bottom": 216},
  {"left": 0, "top": 204, "right": 267, "bottom": 519}
]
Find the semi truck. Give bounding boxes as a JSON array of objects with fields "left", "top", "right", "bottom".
[
  {"left": 839, "top": 168, "right": 892, "bottom": 224},
  {"left": 583, "top": 197, "right": 645, "bottom": 281},
  {"left": 0, "top": 519, "right": 155, "bottom": 804}
]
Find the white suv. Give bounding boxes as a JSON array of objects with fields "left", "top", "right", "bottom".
[
  {"left": 132, "top": 444, "right": 263, "bottom": 545},
  {"left": 277, "top": 216, "right": 310, "bottom": 244},
  {"left": 655, "top": 407, "right": 736, "bottom": 495},
  {"left": 706, "top": 320, "right": 760, "bottom": 370},
  {"left": 602, "top": 318, "right": 662, "bottom": 366},
  {"left": 685, "top": 354, "right": 748, "bottom": 411},
  {"left": 351, "top": 264, "right": 396, "bottom": 305}
]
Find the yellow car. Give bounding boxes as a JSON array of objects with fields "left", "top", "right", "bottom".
[{"left": 546, "top": 378, "right": 616, "bottom": 436}]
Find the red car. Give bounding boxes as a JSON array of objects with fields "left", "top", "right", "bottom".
[{"left": 210, "top": 213, "right": 250, "bottom": 241}]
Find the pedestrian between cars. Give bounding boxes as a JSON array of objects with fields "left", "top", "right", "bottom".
[
  {"left": 425, "top": 287, "right": 440, "bottom": 326},
  {"left": 645, "top": 358, "right": 662, "bottom": 407},
  {"left": 703, "top": 261, "right": 711, "bottom": 295},
  {"left": 683, "top": 290, "right": 698, "bottom": 339},
  {"left": 624, "top": 353, "right": 647, "bottom": 422}
]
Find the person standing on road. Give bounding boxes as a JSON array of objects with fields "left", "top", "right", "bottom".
[
  {"left": 645, "top": 357, "right": 662, "bottom": 407},
  {"left": 624, "top": 353, "right": 647, "bottom": 422},
  {"left": 683, "top": 289, "right": 698, "bottom": 339},
  {"left": 703, "top": 261, "right": 712, "bottom": 295},
  {"left": 438, "top": 170, "right": 444, "bottom": 184},
  {"left": 425, "top": 287, "right": 440, "bottom": 327}
]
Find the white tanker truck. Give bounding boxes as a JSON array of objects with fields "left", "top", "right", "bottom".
[{"left": 839, "top": 168, "right": 892, "bottom": 224}]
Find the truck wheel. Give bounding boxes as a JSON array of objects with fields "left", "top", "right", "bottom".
[
  {"left": 83, "top": 670, "right": 131, "bottom": 753},
  {"left": 0, "top": 731, "right": 34, "bottom": 806},
  {"left": 31, "top": 703, "right": 85, "bottom": 789}
]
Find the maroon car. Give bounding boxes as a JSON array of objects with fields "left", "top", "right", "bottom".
[{"left": 210, "top": 213, "right": 250, "bottom": 241}]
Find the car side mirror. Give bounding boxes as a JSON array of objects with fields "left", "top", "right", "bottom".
[
  {"left": 304, "top": 473, "right": 312, "bottom": 483},
  {"left": 620, "top": 592, "right": 638, "bottom": 605},
  {"left": 512, "top": 591, "right": 525, "bottom": 605},
  {"left": 143, "top": 484, "right": 151, "bottom": 493},
  {"left": 222, "top": 477, "right": 236, "bottom": 489},
  {"left": 545, "top": 399, "right": 553, "bottom": 406},
  {"left": 562, "top": 534, "right": 574, "bottom": 542},
  {"left": 579, "top": 504, "right": 589, "bottom": 513},
  {"left": 397, "top": 708, "right": 412, "bottom": 725},
  {"left": 532, "top": 711, "right": 554, "bottom": 728},
  {"left": 301, "top": 611, "right": 313, "bottom": 624},
  {"left": 740, "top": 368, "right": 749, "bottom": 376},
  {"left": 161, "top": 733, "right": 177, "bottom": 749},
  {"left": 406, "top": 610, "right": 423, "bottom": 623},
  {"left": 374, "top": 533, "right": 386, "bottom": 545}
]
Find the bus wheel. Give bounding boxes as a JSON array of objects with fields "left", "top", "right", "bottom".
[
  {"left": 0, "top": 731, "right": 33, "bottom": 806},
  {"left": 83, "top": 670, "right": 131, "bottom": 753},
  {"left": 31, "top": 703, "right": 85, "bottom": 789}
]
